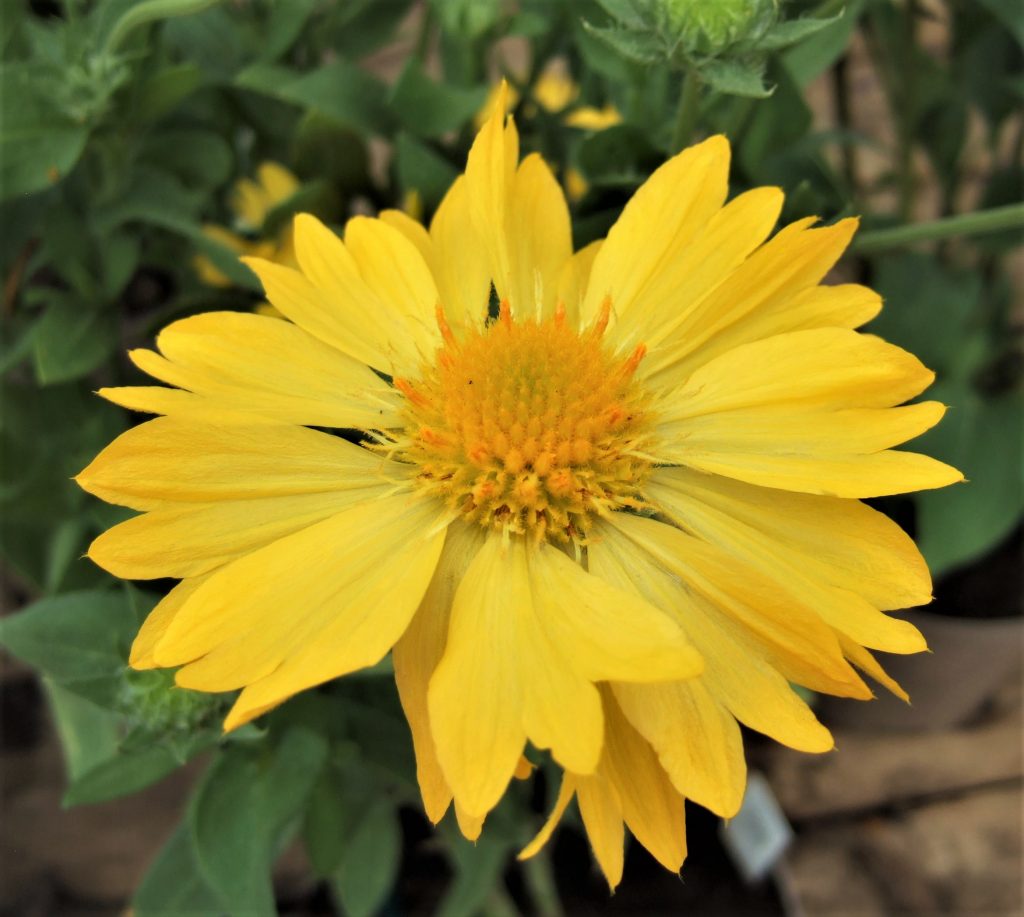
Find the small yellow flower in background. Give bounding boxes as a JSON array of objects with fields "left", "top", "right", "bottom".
[
  {"left": 77, "top": 83, "right": 961, "bottom": 888},
  {"left": 194, "top": 161, "right": 300, "bottom": 287}
]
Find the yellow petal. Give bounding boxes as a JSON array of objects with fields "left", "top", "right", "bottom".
[
  {"left": 589, "top": 524, "right": 835, "bottom": 752},
  {"left": 599, "top": 689, "right": 687, "bottom": 875},
  {"left": 130, "top": 575, "right": 212, "bottom": 669},
  {"left": 625, "top": 187, "right": 783, "bottom": 362},
  {"left": 343, "top": 215, "right": 440, "bottom": 344},
  {"left": 519, "top": 774, "right": 576, "bottom": 860},
  {"left": 565, "top": 104, "right": 622, "bottom": 131},
  {"left": 151, "top": 493, "right": 444, "bottom": 699},
  {"left": 529, "top": 540, "right": 704, "bottom": 685},
  {"left": 840, "top": 634, "right": 910, "bottom": 702},
  {"left": 76, "top": 416, "right": 399, "bottom": 511},
  {"left": 255, "top": 161, "right": 299, "bottom": 205},
  {"left": 643, "top": 217, "right": 859, "bottom": 385},
  {"left": 393, "top": 521, "right": 487, "bottom": 824},
  {"left": 613, "top": 679, "right": 745, "bottom": 818},
  {"left": 505, "top": 153, "right": 573, "bottom": 318},
  {"left": 555, "top": 239, "right": 601, "bottom": 330},
  {"left": 580, "top": 135, "right": 730, "bottom": 330},
  {"left": 454, "top": 803, "right": 485, "bottom": 842},
  {"left": 98, "top": 385, "right": 276, "bottom": 422},
  {"left": 607, "top": 513, "right": 865, "bottom": 697},
  {"left": 127, "top": 310, "right": 399, "bottom": 429},
  {"left": 650, "top": 282, "right": 882, "bottom": 384},
  {"left": 655, "top": 328, "right": 963, "bottom": 497},
  {"left": 649, "top": 467, "right": 932, "bottom": 648},
  {"left": 89, "top": 489, "right": 386, "bottom": 580},
  {"left": 427, "top": 532, "right": 529, "bottom": 818},
  {"left": 429, "top": 177, "right": 491, "bottom": 333},
  {"left": 575, "top": 773, "right": 625, "bottom": 890},
  {"left": 379, "top": 208, "right": 433, "bottom": 267}
]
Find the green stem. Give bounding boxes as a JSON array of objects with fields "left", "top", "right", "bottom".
[
  {"left": 852, "top": 203, "right": 1024, "bottom": 254},
  {"left": 521, "top": 848, "right": 565, "bottom": 917},
  {"left": 670, "top": 66, "right": 701, "bottom": 153}
]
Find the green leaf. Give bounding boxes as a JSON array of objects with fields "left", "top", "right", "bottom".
[
  {"left": 394, "top": 132, "right": 459, "bottom": 210},
  {"left": 869, "top": 253, "right": 981, "bottom": 372},
  {"left": 43, "top": 679, "right": 121, "bottom": 781},
  {"left": 437, "top": 832, "right": 513, "bottom": 917},
  {"left": 259, "top": 0, "right": 320, "bottom": 62},
  {"left": 976, "top": 0, "right": 1024, "bottom": 46},
  {"left": 389, "top": 60, "right": 488, "bottom": 138},
  {"left": 581, "top": 22, "right": 663, "bottom": 64},
  {"left": 292, "top": 112, "right": 370, "bottom": 194},
  {"left": 756, "top": 13, "right": 841, "bottom": 51},
  {"left": 141, "top": 128, "right": 233, "bottom": 189},
  {"left": 577, "top": 124, "right": 660, "bottom": 188},
  {"left": 0, "top": 589, "right": 136, "bottom": 706},
  {"left": 134, "top": 823, "right": 223, "bottom": 917},
  {"left": 330, "top": 798, "right": 402, "bottom": 917},
  {"left": 235, "top": 61, "right": 393, "bottom": 136},
  {"left": 702, "top": 58, "right": 772, "bottom": 98},
  {"left": 31, "top": 296, "right": 119, "bottom": 385},
  {"left": 133, "top": 62, "right": 204, "bottom": 122},
  {"left": 0, "top": 63, "right": 90, "bottom": 201},
  {"left": 303, "top": 763, "right": 355, "bottom": 877},
  {"left": 189, "top": 728, "right": 328, "bottom": 914},
  {"left": 64, "top": 730, "right": 216, "bottom": 806},
  {"left": 783, "top": 0, "right": 864, "bottom": 86}
]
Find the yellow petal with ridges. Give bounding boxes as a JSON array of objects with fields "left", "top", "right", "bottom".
[
  {"left": 89, "top": 489, "right": 387, "bottom": 580},
  {"left": 840, "top": 635, "right": 911, "bottom": 702},
  {"left": 607, "top": 513, "right": 863, "bottom": 696},
  {"left": 644, "top": 217, "right": 858, "bottom": 386},
  {"left": 649, "top": 282, "right": 882, "bottom": 385},
  {"left": 649, "top": 467, "right": 931, "bottom": 649},
  {"left": 130, "top": 575, "right": 212, "bottom": 669},
  {"left": 589, "top": 525, "right": 835, "bottom": 752},
  {"left": 127, "top": 311, "right": 400, "bottom": 429},
  {"left": 580, "top": 135, "right": 730, "bottom": 329},
  {"left": 575, "top": 773, "right": 625, "bottom": 890},
  {"left": 154, "top": 494, "right": 444, "bottom": 694},
  {"left": 76, "top": 416, "right": 401, "bottom": 510},
  {"left": 429, "top": 176, "right": 491, "bottom": 332},
  {"left": 428, "top": 532, "right": 530, "bottom": 818},
  {"left": 556, "top": 239, "right": 601, "bottom": 329},
  {"left": 393, "top": 521, "right": 487, "bottom": 824}
]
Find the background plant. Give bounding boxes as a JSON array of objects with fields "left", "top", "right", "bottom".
[{"left": 1, "top": 0, "right": 1021, "bottom": 913}]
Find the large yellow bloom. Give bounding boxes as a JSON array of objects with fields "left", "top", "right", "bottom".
[{"left": 78, "top": 85, "right": 961, "bottom": 886}]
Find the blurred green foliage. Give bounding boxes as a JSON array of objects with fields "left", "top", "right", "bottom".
[{"left": 1, "top": 0, "right": 1021, "bottom": 913}]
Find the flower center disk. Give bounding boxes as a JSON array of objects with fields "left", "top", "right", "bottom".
[{"left": 396, "top": 303, "right": 654, "bottom": 543}]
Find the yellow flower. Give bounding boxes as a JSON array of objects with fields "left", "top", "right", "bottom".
[
  {"left": 78, "top": 84, "right": 961, "bottom": 887},
  {"left": 194, "top": 161, "right": 300, "bottom": 287}
]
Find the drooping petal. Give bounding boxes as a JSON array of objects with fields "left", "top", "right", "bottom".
[
  {"left": 76, "top": 416, "right": 402, "bottom": 511},
  {"left": 606, "top": 513, "right": 865, "bottom": 697},
  {"left": 123, "top": 311, "right": 399, "bottom": 430},
  {"left": 655, "top": 328, "right": 963, "bottom": 497},
  {"left": 589, "top": 524, "right": 835, "bottom": 753},
  {"left": 579, "top": 135, "right": 730, "bottom": 330},
  {"left": 393, "top": 521, "right": 487, "bottom": 824},
  {"left": 150, "top": 494, "right": 444, "bottom": 703},
  {"left": 428, "top": 535, "right": 700, "bottom": 818},
  {"left": 575, "top": 772, "right": 625, "bottom": 890},
  {"left": 649, "top": 467, "right": 932, "bottom": 649}
]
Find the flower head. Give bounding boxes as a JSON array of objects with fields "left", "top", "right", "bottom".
[{"left": 78, "top": 83, "right": 961, "bottom": 887}]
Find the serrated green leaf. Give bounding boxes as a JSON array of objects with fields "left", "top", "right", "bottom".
[
  {"left": 702, "top": 58, "right": 772, "bottom": 98},
  {"left": 133, "top": 823, "right": 223, "bottom": 917},
  {"left": 756, "top": 13, "right": 841, "bottom": 51},
  {"left": 783, "top": 0, "right": 864, "bottom": 86},
  {"left": 582, "top": 21, "right": 663, "bottom": 63}
]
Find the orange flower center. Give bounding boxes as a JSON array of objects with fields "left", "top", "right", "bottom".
[{"left": 394, "top": 301, "right": 654, "bottom": 543}]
